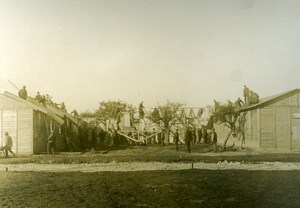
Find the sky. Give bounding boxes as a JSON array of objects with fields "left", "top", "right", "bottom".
[{"left": 1, "top": 0, "right": 300, "bottom": 113}]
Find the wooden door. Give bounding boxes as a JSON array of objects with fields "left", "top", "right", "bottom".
[
  {"left": 291, "top": 108, "right": 300, "bottom": 150},
  {"left": 275, "top": 107, "right": 290, "bottom": 149}
]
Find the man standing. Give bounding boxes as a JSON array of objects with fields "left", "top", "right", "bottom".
[
  {"left": 185, "top": 126, "right": 193, "bottom": 153},
  {"left": 35, "top": 92, "right": 42, "bottom": 102},
  {"left": 47, "top": 130, "right": 55, "bottom": 155},
  {"left": 197, "top": 126, "right": 203, "bottom": 144},
  {"left": 139, "top": 101, "right": 144, "bottom": 119},
  {"left": 18, "top": 86, "right": 28, "bottom": 100},
  {"left": 174, "top": 129, "right": 179, "bottom": 152},
  {"left": 202, "top": 126, "right": 208, "bottom": 144},
  {"left": 243, "top": 85, "right": 250, "bottom": 104},
  {"left": 211, "top": 128, "right": 218, "bottom": 153},
  {"left": 4, "top": 132, "right": 15, "bottom": 157}
]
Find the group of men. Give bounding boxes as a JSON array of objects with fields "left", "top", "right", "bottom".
[
  {"left": 18, "top": 85, "right": 68, "bottom": 112},
  {"left": 35, "top": 92, "right": 67, "bottom": 112},
  {"left": 243, "top": 85, "right": 259, "bottom": 105},
  {"left": 173, "top": 125, "right": 218, "bottom": 153}
]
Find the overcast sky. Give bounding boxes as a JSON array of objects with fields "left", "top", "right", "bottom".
[{"left": 1, "top": 0, "right": 300, "bottom": 112}]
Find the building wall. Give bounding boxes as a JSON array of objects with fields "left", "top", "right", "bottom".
[
  {"left": 17, "top": 109, "right": 33, "bottom": 154},
  {"left": 260, "top": 107, "right": 275, "bottom": 148},
  {"left": 275, "top": 107, "right": 290, "bottom": 149},
  {"left": 246, "top": 96, "right": 300, "bottom": 150},
  {"left": 0, "top": 109, "right": 33, "bottom": 154}
]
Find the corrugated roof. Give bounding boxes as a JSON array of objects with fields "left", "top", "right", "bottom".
[{"left": 240, "top": 89, "right": 300, "bottom": 112}]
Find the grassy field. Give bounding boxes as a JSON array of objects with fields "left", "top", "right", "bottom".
[
  {"left": 2, "top": 145, "right": 300, "bottom": 208},
  {"left": 1, "top": 170, "right": 300, "bottom": 208},
  {"left": 2, "top": 144, "right": 300, "bottom": 164}
]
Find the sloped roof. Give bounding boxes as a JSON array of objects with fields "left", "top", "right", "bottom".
[
  {"left": 45, "top": 104, "right": 81, "bottom": 126},
  {"left": 4, "top": 91, "right": 47, "bottom": 113},
  {"left": 27, "top": 97, "right": 65, "bottom": 125},
  {"left": 2, "top": 91, "right": 83, "bottom": 126},
  {"left": 3, "top": 92, "right": 64, "bottom": 125},
  {"left": 240, "top": 89, "right": 300, "bottom": 112}
]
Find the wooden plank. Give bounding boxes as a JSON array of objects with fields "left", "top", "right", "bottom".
[
  {"left": 0, "top": 110, "right": 2, "bottom": 146},
  {"left": 275, "top": 107, "right": 290, "bottom": 149},
  {"left": 260, "top": 108, "right": 275, "bottom": 131},
  {"left": 17, "top": 109, "right": 33, "bottom": 154}
]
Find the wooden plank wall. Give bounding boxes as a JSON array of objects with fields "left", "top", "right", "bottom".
[
  {"left": 260, "top": 108, "right": 275, "bottom": 148},
  {"left": 2, "top": 110, "right": 18, "bottom": 153},
  {"left": 275, "top": 107, "right": 290, "bottom": 149},
  {"left": 17, "top": 109, "right": 33, "bottom": 154},
  {"left": 0, "top": 109, "right": 33, "bottom": 154},
  {"left": 0, "top": 110, "right": 2, "bottom": 146},
  {"left": 33, "top": 111, "right": 48, "bottom": 153}
]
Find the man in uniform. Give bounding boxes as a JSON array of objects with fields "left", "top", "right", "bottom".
[
  {"left": 3, "top": 132, "right": 15, "bottom": 157},
  {"left": 185, "top": 126, "right": 193, "bottom": 153},
  {"left": 211, "top": 128, "right": 218, "bottom": 153},
  {"left": 243, "top": 85, "right": 250, "bottom": 104},
  {"left": 47, "top": 130, "right": 55, "bottom": 155},
  {"left": 174, "top": 129, "right": 179, "bottom": 152},
  {"left": 35, "top": 92, "right": 42, "bottom": 102},
  {"left": 18, "top": 86, "right": 28, "bottom": 100},
  {"left": 139, "top": 101, "right": 144, "bottom": 119}
]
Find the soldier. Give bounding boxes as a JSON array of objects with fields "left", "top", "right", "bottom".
[
  {"left": 3, "top": 132, "right": 15, "bottom": 157},
  {"left": 47, "top": 130, "right": 55, "bottom": 155},
  {"left": 243, "top": 85, "right": 250, "bottom": 104},
  {"left": 197, "top": 126, "right": 203, "bottom": 144},
  {"left": 211, "top": 128, "right": 218, "bottom": 153},
  {"left": 174, "top": 129, "right": 179, "bottom": 152},
  {"left": 139, "top": 101, "right": 144, "bottom": 119},
  {"left": 18, "top": 86, "right": 28, "bottom": 100},
  {"left": 185, "top": 126, "right": 193, "bottom": 153},
  {"left": 202, "top": 126, "right": 208, "bottom": 144},
  {"left": 35, "top": 92, "right": 42, "bottom": 102},
  {"left": 45, "top": 94, "right": 54, "bottom": 106}
]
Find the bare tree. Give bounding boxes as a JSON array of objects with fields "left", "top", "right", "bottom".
[
  {"left": 148, "top": 101, "right": 184, "bottom": 142},
  {"left": 212, "top": 101, "right": 240, "bottom": 150}
]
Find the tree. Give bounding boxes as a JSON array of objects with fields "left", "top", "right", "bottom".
[
  {"left": 212, "top": 101, "right": 240, "bottom": 150},
  {"left": 148, "top": 101, "right": 184, "bottom": 142},
  {"left": 95, "top": 100, "right": 135, "bottom": 129},
  {"left": 80, "top": 110, "right": 95, "bottom": 117}
]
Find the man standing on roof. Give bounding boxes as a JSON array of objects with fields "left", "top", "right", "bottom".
[
  {"left": 35, "top": 92, "right": 42, "bottom": 103},
  {"left": 243, "top": 85, "right": 250, "bottom": 104},
  {"left": 18, "top": 86, "right": 28, "bottom": 100}
]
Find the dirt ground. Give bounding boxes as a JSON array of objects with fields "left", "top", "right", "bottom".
[{"left": 1, "top": 145, "right": 300, "bottom": 207}]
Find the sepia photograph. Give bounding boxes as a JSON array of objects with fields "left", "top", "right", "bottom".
[{"left": 1, "top": 0, "right": 300, "bottom": 207}]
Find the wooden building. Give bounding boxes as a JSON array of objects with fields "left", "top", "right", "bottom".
[
  {"left": 240, "top": 89, "right": 300, "bottom": 150},
  {"left": 0, "top": 91, "right": 82, "bottom": 155}
]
